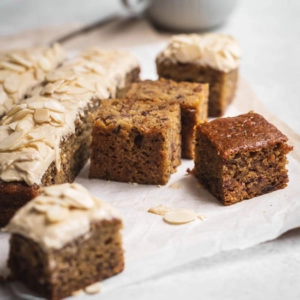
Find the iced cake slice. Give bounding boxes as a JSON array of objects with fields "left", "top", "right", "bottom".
[
  {"left": 0, "top": 44, "right": 65, "bottom": 118},
  {"left": 0, "top": 49, "right": 140, "bottom": 227},
  {"left": 6, "top": 183, "right": 124, "bottom": 300},
  {"left": 193, "top": 112, "right": 293, "bottom": 205},
  {"left": 89, "top": 99, "right": 181, "bottom": 185},
  {"left": 156, "top": 33, "right": 240, "bottom": 117},
  {"left": 125, "top": 78, "right": 209, "bottom": 158}
]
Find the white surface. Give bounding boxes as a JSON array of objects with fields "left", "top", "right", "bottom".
[{"left": 0, "top": 1, "right": 300, "bottom": 299}]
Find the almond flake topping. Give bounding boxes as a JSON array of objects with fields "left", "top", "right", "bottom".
[{"left": 32, "top": 183, "right": 96, "bottom": 224}]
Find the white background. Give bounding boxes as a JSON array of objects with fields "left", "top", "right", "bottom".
[{"left": 0, "top": 1, "right": 300, "bottom": 299}]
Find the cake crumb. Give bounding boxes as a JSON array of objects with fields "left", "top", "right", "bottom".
[
  {"left": 197, "top": 214, "right": 207, "bottom": 221},
  {"left": 84, "top": 282, "right": 102, "bottom": 295},
  {"left": 168, "top": 182, "right": 182, "bottom": 189}
]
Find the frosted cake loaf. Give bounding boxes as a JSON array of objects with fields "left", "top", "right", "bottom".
[{"left": 0, "top": 48, "right": 140, "bottom": 227}]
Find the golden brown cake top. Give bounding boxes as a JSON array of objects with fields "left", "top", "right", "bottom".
[
  {"left": 0, "top": 44, "right": 65, "bottom": 116},
  {"left": 6, "top": 183, "right": 121, "bottom": 250},
  {"left": 125, "top": 78, "right": 209, "bottom": 111},
  {"left": 156, "top": 33, "right": 240, "bottom": 72},
  {"left": 95, "top": 98, "right": 180, "bottom": 131},
  {"left": 198, "top": 112, "right": 292, "bottom": 158},
  {"left": 0, "top": 49, "right": 139, "bottom": 185}
]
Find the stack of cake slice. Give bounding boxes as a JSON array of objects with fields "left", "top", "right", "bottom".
[{"left": 125, "top": 78, "right": 209, "bottom": 158}]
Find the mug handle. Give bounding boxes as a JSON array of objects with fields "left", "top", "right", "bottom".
[{"left": 121, "top": 0, "right": 151, "bottom": 13}]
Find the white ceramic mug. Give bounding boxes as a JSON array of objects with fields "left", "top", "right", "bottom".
[{"left": 122, "top": 0, "right": 238, "bottom": 31}]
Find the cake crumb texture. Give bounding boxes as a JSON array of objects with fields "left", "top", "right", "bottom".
[
  {"left": 89, "top": 99, "right": 181, "bottom": 185},
  {"left": 193, "top": 112, "right": 293, "bottom": 205}
]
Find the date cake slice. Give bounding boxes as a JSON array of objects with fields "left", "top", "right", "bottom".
[
  {"left": 0, "top": 49, "right": 140, "bottom": 227},
  {"left": 0, "top": 44, "right": 65, "bottom": 118},
  {"left": 6, "top": 183, "right": 124, "bottom": 300},
  {"left": 89, "top": 98, "right": 181, "bottom": 185},
  {"left": 125, "top": 78, "right": 208, "bottom": 159},
  {"left": 193, "top": 112, "right": 293, "bottom": 205},
  {"left": 156, "top": 33, "right": 240, "bottom": 117}
]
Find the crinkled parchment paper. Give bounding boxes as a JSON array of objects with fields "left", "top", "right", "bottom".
[{"left": 1, "top": 43, "right": 299, "bottom": 299}]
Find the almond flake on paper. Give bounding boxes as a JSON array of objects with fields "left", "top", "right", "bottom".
[
  {"left": 168, "top": 182, "right": 182, "bottom": 190},
  {"left": 148, "top": 205, "right": 206, "bottom": 225},
  {"left": 84, "top": 282, "right": 102, "bottom": 295}
]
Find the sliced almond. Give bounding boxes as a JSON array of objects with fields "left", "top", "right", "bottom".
[
  {"left": 0, "top": 86, "right": 8, "bottom": 104},
  {"left": 0, "top": 61, "right": 26, "bottom": 73},
  {"left": 148, "top": 205, "right": 172, "bottom": 216},
  {"left": 32, "top": 203, "right": 53, "bottom": 213},
  {"left": 16, "top": 116, "right": 34, "bottom": 133},
  {"left": 84, "top": 282, "right": 102, "bottom": 295},
  {"left": 0, "top": 70, "right": 14, "bottom": 82},
  {"left": 46, "top": 205, "right": 70, "bottom": 223},
  {"left": 163, "top": 209, "right": 197, "bottom": 225},
  {"left": 34, "top": 108, "right": 50, "bottom": 123},
  {"left": 50, "top": 111, "right": 65, "bottom": 125},
  {"left": 4, "top": 74, "right": 21, "bottom": 94},
  {"left": 38, "top": 56, "right": 52, "bottom": 72},
  {"left": 0, "top": 131, "right": 24, "bottom": 151},
  {"left": 44, "top": 100, "right": 65, "bottom": 113},
  {"left": 63, "top": 188, "right": 95, "bottom": 209},
  {"left": 11, "top": 108, "right": 33, "bottom": 122},
  {"left": 9, "top": 53, "right": 33, "bottom": 68},
  {"left": 34, "top": 67, "right": 45, "bottom": 81}
]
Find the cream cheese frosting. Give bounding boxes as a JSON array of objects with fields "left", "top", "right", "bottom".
[
  {"left": 0, "top": 49, "right": 139, "bottom": 185},
  {"left": 0, "top": 44, "right": 65, "bottom": 116},
  {"left": 156, "top": 33, "right": 241, "bottom": 72},
  {"left": 5, "top": 183, "right": 121, "bottom": 250}
]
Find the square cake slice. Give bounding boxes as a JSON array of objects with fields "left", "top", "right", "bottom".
[
  {"left": 0, "top": 49, "right": 140, "bottom": 227},
  {"left": 0, "top": 44, "right": 65, "bottom": 118},
  {"left": 6, "top": 183, "right": 124, "bottom": 300},
  {"left": 156, "top": 33, "right": 240, "bottom": 117},
  {"left": 125, "top": 78, "right": 209, "bottom": 159},
  {"left": 89, "top": 99, "right": 181, "bottom": 185},
  {"left": 193, "top": 112, "right": 293, "bottom": 205}
]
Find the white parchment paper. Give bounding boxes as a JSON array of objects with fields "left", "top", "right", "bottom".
[{"left": 1, "top": 43, "right": 299, "bottom": 299}]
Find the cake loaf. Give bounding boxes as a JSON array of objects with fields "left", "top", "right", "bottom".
[
  {"left": 0, "top": 44, "right": 65, "bottom": 118},
  {"left": 0, "top": 49, "right": 140, "bottom": 227},
  {"left": 156, "top": 33, "right": 240, "bottom": 117},
  {"left": 6, "top": 183, "right": 124, "bottom": 300}
]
